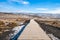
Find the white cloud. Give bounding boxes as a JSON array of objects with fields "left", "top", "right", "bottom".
[
  {"left": 16, "top": 10, "right": 31, "bottom": 13},
  {"left": 36, "top": 8, "right": 48, "bottom": 11},
  {"left": 8, "top": 0, "right": 29, "bottom": 5},
  {"left": 36, "top": 8, "right": 60, "bottom": 14},
  {"left": 21, "top": 1, "right": 29, "bottom": 5},
  {"left": 44, "top": 8, "right": 60, "bottom": 14},
  {"left": 0, "top": 2, "right": 30, "bottom": 13}
]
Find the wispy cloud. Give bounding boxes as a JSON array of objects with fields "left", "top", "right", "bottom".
[
  {"left": 0, "top": 0, "right": 60, "bottom": 14},
  {"left": 8, "top": 0, "right": 30, "bottom": 5},
  {"left": 35, "top": 8, "right": 60, "bottom": 14},
  {"left": 48, "top": 8, "right": 60, "bottom": 13},
  {"left": 0, "top": 3, "right": 31, "bottom": 13},
  {"left": 15, "top": 10, "right": 32, "bottom": 13},
  {"left": 21, "top": 1, "right": 29, "bottom": 5},
  {"left": 39, "top": 8, "right": 60, "bottom": 14},
  {"left": 0, "top": 0, "right": 30, "bottom": 12},
  {"left": 36, "top": 8, "right": 48, "bottom": 11}
]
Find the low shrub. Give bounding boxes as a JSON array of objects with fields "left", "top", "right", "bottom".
[
  {"left": 0, "top": 21, "right": 4, "bottom": 25},
  {"left": 7, "top": 22, "right": 17, "bottom": 28}
]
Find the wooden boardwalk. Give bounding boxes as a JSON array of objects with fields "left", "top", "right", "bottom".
[{"left": 18, "top": 19, "right": 51, "bottom": 40}]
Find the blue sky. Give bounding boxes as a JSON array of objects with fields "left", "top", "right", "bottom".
[{"left": 0, "top": 0, "right": 60, "bottom": 14}]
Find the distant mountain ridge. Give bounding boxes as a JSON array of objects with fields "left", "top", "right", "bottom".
[
  {"left": 25, "top": 13, "right": 60, "bottom": 18},
  {"left": 0, "top": 12, "right": 60, "bottom": 18},
  {"left": 17, "top": 13, "right": 60, "bottom": 18}
]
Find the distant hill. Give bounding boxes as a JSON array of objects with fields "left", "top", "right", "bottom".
[
  {"left": 19, "top": 13, "right": 60, "bottom": 18},
  {"left": 0, "top": 12, "right": 60, "bottom": 18},
  {"left": 34, "top": 13, "right": 60, "bottom": 18}
]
